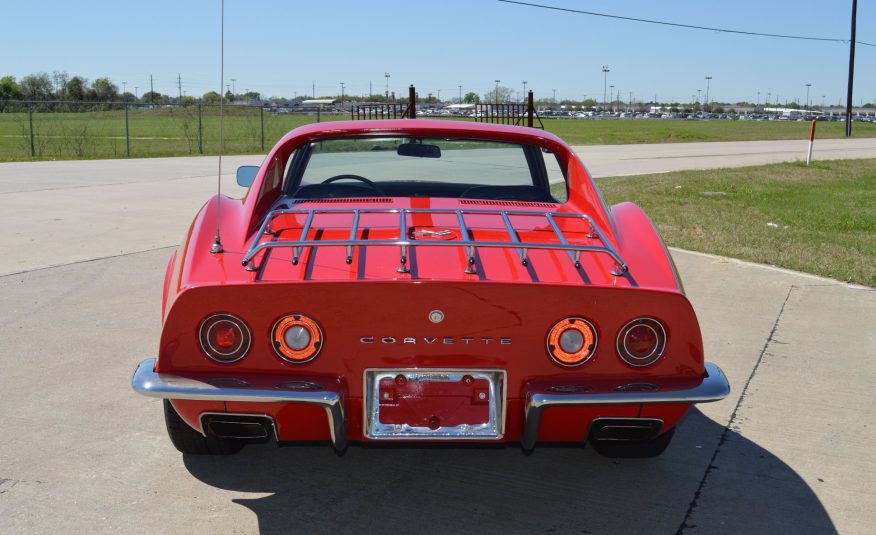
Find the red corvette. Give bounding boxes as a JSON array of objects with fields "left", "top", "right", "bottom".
[{"left": 132, "top": 119, "right": 729, "bottom": 457}]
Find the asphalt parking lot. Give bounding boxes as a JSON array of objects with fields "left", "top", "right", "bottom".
[{"left": 1, "top": 140, "right": 874, "bottom": 534}]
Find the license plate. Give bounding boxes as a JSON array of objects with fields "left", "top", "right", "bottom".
[{"left": 364, "top": 369, "right": 506, "bottom": 440}]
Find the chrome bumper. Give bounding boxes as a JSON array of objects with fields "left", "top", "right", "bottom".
[
  {"left": 131, "top": 358, "right": 346, "bottom": 451},
  {"left": 521, "top": 362, "right": 731, "bottom": 451}
]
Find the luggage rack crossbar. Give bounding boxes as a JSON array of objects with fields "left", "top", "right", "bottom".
[{"left": 243, "top": 207, "right": 628, "bottom": 276}]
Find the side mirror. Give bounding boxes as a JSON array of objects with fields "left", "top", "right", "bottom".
[{"left": 236, "top": 165, "right": 259, "bottom": 187}]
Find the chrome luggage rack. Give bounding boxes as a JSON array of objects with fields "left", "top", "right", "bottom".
[{"left": 241, "top": 207, "right": 628, "bottom": 277}]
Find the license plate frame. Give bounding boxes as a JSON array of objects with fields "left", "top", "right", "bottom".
[{"left": 363, "top": 369, "right": 506, "bottom": 440}]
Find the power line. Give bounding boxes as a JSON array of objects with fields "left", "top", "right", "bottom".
[{"left": 498, "top": 0, "right": 876, "bottom": 47}]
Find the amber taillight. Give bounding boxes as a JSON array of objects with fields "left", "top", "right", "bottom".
[
  {"left": 547, "top": 317, "right": 598, "bottom": 367},
  {"left": 617, "top": 318, "right": 667, "bottom": 367},
  {"left": 198, "top": 313, "right": 252, "bottom": 363},
  {"left": 272, "top": 314, "right": 323, "bottom": 363}
]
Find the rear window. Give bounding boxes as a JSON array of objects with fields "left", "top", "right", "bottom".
[{"left": 300, "top": 137, "right": 535, "bottom": 187}]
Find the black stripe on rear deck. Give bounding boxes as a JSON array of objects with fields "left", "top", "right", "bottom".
[
  {"left": 356, "top": 228, "right": 370, "bottom": 280},
  {"left": 303, "top": 228, "right": 324, "bottom": 281}
]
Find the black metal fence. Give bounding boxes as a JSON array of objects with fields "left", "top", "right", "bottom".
[{"left": 1, "top": 88, "right": 543, "bottom": 161}]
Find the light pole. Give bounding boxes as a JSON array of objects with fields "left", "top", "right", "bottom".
[
  {"left": 610, "top": 85, "right": 614, "bottom": 112},
  {"left": 384, "top": 72, "right": 390, "bottom": 101},
  {"left": 601, "top": 66, "right": 609, "bottom": 110},
  {"left": 757, "top": 91, "right": 760, "bottom": 108},
  {"left": 494, "top": 80, "right": 500, "bottom": 104},
  {"left": 340, "top": 82, "right": 345, "bottom": 102},
  {"left": 231, "top": 78, "right": 236, "bottom": 95},
  {"left": 697, "top": 89, "right": 702, "bottom": 106},
  {"left": 522, "top": 81, "right": 527, "bottom": 102},
  {"left": 705, "top": 76, "right": 712, "bottom": 107},
  {"left": 122, "top": 81, "right": 127, "bottom": 95},
  {"left": 767, "top": 92, "right": 771, "bottom": 108},
  {"left": 134, "top": 86, "right": 138, "bottom": 100},
  {"left": 552, "top": 88, "right": 556, "bottom": 104},
  {"left": 805, "top": 83, "right": 811, "bottom": 109},
  {"left": 458, "top": 85, "right": 462, "bottom": 104}
]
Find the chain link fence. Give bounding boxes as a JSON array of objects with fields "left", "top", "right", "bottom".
[{"left": 0, "top": 100, "right": 349, "bottom": 161}]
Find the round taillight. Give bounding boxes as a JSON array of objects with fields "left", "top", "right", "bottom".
[
  {"left": 272, "top": 314, "right": 322, "bottom": 363},
  {"left": 617, "top": 318, "right": 667, "bottom": 367},
  {"left": 199, "top": 313, "right": 251, "bottom": 363},
  {"left": 547, "top": 317, "right": 598, "bottom": 367}
]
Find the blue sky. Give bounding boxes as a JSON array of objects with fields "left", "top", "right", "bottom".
[{"left": 1, "top": 0, "right": 873, "bottom": 105}]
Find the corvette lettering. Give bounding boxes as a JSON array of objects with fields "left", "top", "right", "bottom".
[{"left": 359, "top": 336, "right": 511, "bottom": 345}]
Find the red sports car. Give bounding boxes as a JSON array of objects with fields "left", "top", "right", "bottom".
[{"left": 132, "top": 119, "right": 729, "bottom": 457}]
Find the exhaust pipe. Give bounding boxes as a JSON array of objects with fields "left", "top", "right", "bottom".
[
  {"left": 589, "top": 418, "right": 663, "bottom": 442},
  {"left": 201, "top": 413, "right": 275, "bottom": 442}
]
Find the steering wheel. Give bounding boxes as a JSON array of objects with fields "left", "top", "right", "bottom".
[{"left": 321, "top": 174, "right": 384, "bottom": 194}]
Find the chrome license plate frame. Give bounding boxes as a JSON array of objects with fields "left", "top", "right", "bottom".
[{"left": 363, "top": 369, "right": 506, "bottom": 440}]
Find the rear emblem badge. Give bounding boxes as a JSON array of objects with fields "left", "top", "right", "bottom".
[{"left": 428, "top": 310, "right": 445, "bottom": 323}]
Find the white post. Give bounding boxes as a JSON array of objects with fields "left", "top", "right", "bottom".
[{"left": 806, "top": 120, "right": 817, "bottom": 165}]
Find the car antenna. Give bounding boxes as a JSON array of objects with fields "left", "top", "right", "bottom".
[{"left": 210, "top": 0, "right": 226, "bottom": 254}]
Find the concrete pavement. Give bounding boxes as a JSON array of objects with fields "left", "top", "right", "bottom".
[{"left": 1, "top": 140, "right": 875, "bottom": 533}]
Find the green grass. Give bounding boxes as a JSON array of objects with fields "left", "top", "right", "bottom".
[
  {"left": 1, "top": 107, "right": 874, "bottom": 162},
  {"left": 541, "top": 117, "right": 876, "bottom": 145},
  {"left": 566, "top": 159, "right": 876, "bottom": 286}
]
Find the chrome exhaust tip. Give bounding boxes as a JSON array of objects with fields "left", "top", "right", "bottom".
[
  {"left": 201, "top": 413, "right": 275, "bottom": 442},
  {"left": 589, "top": 417, "right": 663, "bottom": 442}
]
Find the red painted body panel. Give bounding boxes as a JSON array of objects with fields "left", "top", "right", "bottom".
[{"left": 160, "top": 120, "right": 700, "bottom": 444}]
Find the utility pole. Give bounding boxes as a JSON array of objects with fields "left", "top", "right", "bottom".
[
  {"left": 805, "top": 83, "right": 811, "bottom": 109},
  {"left": 845, "top": 0, "right": 857, "bottom": 136},
  {"left": 601, "top": 66, "right": 609, "bottom": 110},
  {"left": 705, "top": 76, "right": 712, "bottom": 107},
  {"left": 610, "top": 85, "right": 614, "bottom": 112},
  {"left": 177, "top": 73, "right": 182, "bottom": 103},
  {"left": 149, "top": 74, "right": 154, "bottom": 104}
]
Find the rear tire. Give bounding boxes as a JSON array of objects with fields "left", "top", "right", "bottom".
[
  {"left": 589, "top": 427, "right": 675, "bottom": 459},
  {"left": 163, "top": 400, "right": 244, "bottom": 455}
]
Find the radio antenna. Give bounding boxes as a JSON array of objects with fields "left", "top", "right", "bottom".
[{"left": 210, "top": 0, "right": 225, "bottom": 254}]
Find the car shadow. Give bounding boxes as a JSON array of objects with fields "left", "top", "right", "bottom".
[{"left": 183, "top": 409, "right": 836, "bottom": 535}]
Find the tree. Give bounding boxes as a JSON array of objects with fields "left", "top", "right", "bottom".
[
  {"left": 52, "top": 71, "right": 70, "bottom": 99},
  {"left": 65, "top": 76, "right": 88, "bottom": 101},
  {"left": 0, "top": 76, "right": 22, "bottom": 100},
  {"left": 482, "top": 86, "right": 513, "bottom": 104},
  {"left": 140, "top": 91, "right": 166, "bottom": 104},
  {"left": 463, "top": 91, "right": 480, "bottom": 104},
  {"left": 90, "top": 78, "right": 118, "bottom": 101},
  {"left": 202, "top": 91, "right": 222, "bottom": 103},
  {"left": 118, "top": 92, "right": 137, "bottom": 103},
  {"left": 243, "top": 91, "right": 261, "bottom": 101},
  {"left": 19, "top": 72, "right": 54, "bottom": 100}
]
